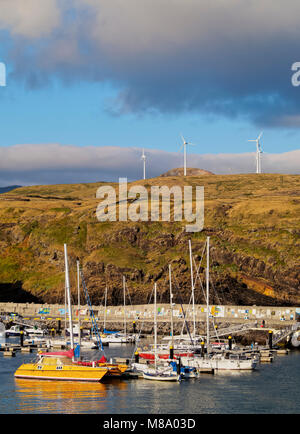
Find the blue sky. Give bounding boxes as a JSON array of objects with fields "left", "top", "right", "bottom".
[
  {"left": 1, "top": 77, "right": 299, "bottom": 155},
  {"left": 0, "top": 1, "right": 300, "bottom": 185}
]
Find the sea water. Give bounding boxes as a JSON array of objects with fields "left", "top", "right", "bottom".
[{"left": 0, "top": 339, "right": 300, "bottom": 414}]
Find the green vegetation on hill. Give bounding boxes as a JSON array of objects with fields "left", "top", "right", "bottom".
[{"left": 0, "top": 173, "right": 299, "bottom": 305}]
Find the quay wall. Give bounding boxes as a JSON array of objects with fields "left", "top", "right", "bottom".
[{"left": 0, "top": 302, "right": 299, "bottom": 324}]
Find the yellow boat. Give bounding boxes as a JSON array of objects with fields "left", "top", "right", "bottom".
[
  {"left": 14, "top": 353, "right": 109, "bottom": 382},
  {"left": 74, "top": 357, "right": 129, "bottom": 377},
  {"left": 14, "top": 246, "right": 128, "bottom": 383}
]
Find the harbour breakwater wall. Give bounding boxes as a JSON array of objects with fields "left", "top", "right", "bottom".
[{"left": 0, "top": 302, "right": 299, "bottom": 325}]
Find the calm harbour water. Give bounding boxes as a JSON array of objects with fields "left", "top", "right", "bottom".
[{"left": 1, "top": 338, "right": 300, "bottom": 414}]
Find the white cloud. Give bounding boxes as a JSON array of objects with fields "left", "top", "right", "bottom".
[
  {"left": 0, "top": 143, "right": 299, "bottom": 187},
  {"left": 2, "top": 1, "right": 300, "bottom": 123},
  {"left": 0, "top": 0, "right": 61, "bottom": 38}
]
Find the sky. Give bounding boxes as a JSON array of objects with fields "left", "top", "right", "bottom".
[{"left": 0, "top": 0, "right": 300, "bottom": 186}]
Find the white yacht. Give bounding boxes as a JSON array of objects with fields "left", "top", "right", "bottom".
[{"left": 181, "top": 352, "right": 258, "bottom": 371}]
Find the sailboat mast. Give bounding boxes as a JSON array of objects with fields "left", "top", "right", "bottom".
[
  {"left": 64, "top": 244, "right": 74, "bottom": 352},
  {"left": 104, "top": 287, "right": 107, "bottom": 331},
  {"left": 154, "top": 282, "right": 157, "bottom": 371},
  {"left": 123, "top": 276, "right": 126, "bottom": 338},
  {"left": 64, "top": 277, "right": 67, "bottom": 339},
  {"left": 77, "top": 259, "right": 81, "bottom": 349},
  {"left": 206, "top": 236, "right": 210, "bottom": 352},
  {"left": 189, "top": 239, "right": 196, "bottom": 341},
  {"left": 169, "top": 264, "right": 174, "bottom": 348}
]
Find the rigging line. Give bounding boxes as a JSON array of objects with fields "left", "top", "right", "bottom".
[
  {"left": 193, "top": 242, "right": 207, "bottom": 290},
  {"left": 130, "top": 284, "right": 155, "bottom": 362},
  {"left": 207, "top": 258, "right": 222, "bottom": 306},
  {"left": 193, "top": 250, "right": 208, "bottom": 307},
  {"left": 171, "top": 272, "right": 195, "bottom": 347},
  {"left": 192, "top": 239, "right": 221, "bottom": 343},
  {"left": 79, "top": 269, "right": 106, "bottom": 357},
  {"left": 192, "top": 242, "right": 208, "bottom": 309},
  {"left": 203, "top": 242, "right": 222, "bottom": 344},
  {"left": 125, "top": 280, "right": 133, "bottom": 307},
  {"left": 179, "top": 291, "right": 193, "bottom": 338},
  {"left": 210, "top": 245, "right": 227, "bottom": 305},
  {"left": 169, "top": 264, "right": 193, "bottom": 337}
]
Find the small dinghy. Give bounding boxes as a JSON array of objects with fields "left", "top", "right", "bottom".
[
  {"left": 142, "top": 284, "right": 181, "bottom": 383},
  {"left": 142, "top": 371, "right": 180, "bottom": 382}
]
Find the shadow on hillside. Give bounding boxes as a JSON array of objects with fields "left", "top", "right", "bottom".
[{"left": 0, "top": 282, "right": 42, "bottom": 303}]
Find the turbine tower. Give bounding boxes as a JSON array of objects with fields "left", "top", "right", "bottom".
[
  {"left": 248, "top": 132, "right": 263, "bottom": 174},
  {"left": 180, "top": 134, "right": 196, "bottom": 176},
  {"left": 141, "top": 148, "right": 146, "bottom": 180}
]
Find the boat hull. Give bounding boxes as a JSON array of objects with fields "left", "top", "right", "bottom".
[
  {"left": 181, "top": 356, "right": 257, "bottom": 371},
  {"left": 14, "top": 363, "right": 109, "bottom": 382},
  {"left": 140, "top": 352, "right": 194, "bottom": 360},
  {"left": 75, "top": 361, "right": 129, "bottom": 377},
  {"left": 142, "top": 372, "right": 180, "bottom": 381}
]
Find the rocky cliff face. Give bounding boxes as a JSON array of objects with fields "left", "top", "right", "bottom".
[
  {"left": 161, "top": 167, "right": 214, "bottom": 176},
  {"left": 0, "top": 173, "right": 299, "bottom": 306}
]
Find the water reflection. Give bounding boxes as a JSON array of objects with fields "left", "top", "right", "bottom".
[
  {"left": 15, "top": 378, "right": 110, "bottom": 413},
  {"left": 3, "top": 343, "right": 300, "bottom": 414}
]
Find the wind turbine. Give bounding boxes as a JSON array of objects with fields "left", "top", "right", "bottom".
[
  {"left": 248, "top": 132, "right": 263, "bottom": 174},
  {"left": 180, "top": 134, "right": 196, "bottom": 176},
  {"left": 141, "top": 148, "right": 146, "bottom": 180}
]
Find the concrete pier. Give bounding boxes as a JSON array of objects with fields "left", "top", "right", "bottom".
[{"left": 0, "top": 301, "right": 299, "bottom": 326}]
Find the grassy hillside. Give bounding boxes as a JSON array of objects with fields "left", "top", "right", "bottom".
[{"left": 0, "top": 173, "right": 299, "bottom": 306}]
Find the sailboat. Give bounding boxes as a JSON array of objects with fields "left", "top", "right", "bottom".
[
  {"left": 100, "top": 277, "right": 135, "bottom": 344},
  {"left": 142, "top": 283, "right": 180, "bottom": 382},
  {"left": 138, "top": 265, "right": 194, "bottom": 361},
  {"left": 73, "top": 259, "right": 98, "bottom": 350},
  {"left": 181, "top": 237, "right": 258, "bottom": 372},
  {"left": 71, "top": 262, "right": 130, "bottom": 377},
  {"left": 153, "top": 243, "right": 204, "bottom": 355},
  {"left": 14, "top": 244, "right": 110, "bottom": 382}
]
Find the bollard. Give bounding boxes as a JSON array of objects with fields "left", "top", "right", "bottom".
[
  {"left": 200, "top": 341, "right": 205, "bottom": 357},
  {"left": 228, "top": 335, "right": 232, "bottom": 350},
  {"left": 169, "top": 346, "right": 174, "bottom": 360},
  {"left": 133, "top": 321, "right": 136, "bottom": 334},
  {"left": 57, "top": 319, "right": 61, "bottom": 333},
  {"left": 51, "top": 328, "right": 55, "bottom": 337},
  {"left": 134, "top": 351, "right": 139, "bottom": 363},
  {"left": 268, "top": 330, "right": 273, "bottom": 349},
  {"left": 20, "top": 331, "right": 24, "bottom": 347}
]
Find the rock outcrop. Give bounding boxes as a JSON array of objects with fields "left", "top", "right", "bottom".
[{"left": 0, "top": 173, "right": 299, "bottom": 306}]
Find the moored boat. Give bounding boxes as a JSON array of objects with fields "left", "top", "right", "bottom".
[
  {"left": 142, "top": 371, "right": 180, "bottom": 381},
  {"left": 14, "top": 351, "right": 109, "bottom": 382},
  {"left": 181, "top": 352, "right": 258, "bottom": 371}
]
